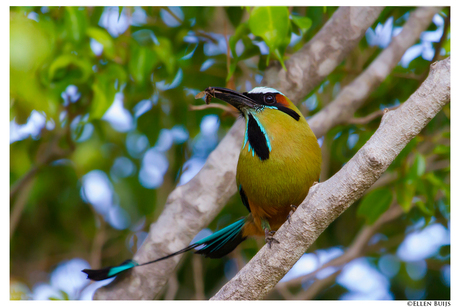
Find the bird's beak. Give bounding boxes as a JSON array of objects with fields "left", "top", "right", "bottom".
[{"left": 203, "top": 87, "right": 257, "bottom": 111}]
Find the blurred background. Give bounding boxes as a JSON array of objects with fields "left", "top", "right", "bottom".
[{"left": 10, "top": 6, "right": 450, "bottom": 300}]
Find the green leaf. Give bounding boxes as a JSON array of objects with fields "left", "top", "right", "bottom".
[
  {"left": 433, "top": 144, "right": 450, "bottom": 155},
  {"left": 238, "top": 37, "right": 260, "bottom": 60},
  {"left": 86, "top": 27, "right": 115, "bottom": 59},
  {"left": 229, "top": 22, "right": 250, "bottom": 58},
  {"left": 415, "top": 198, "right": 435, "bottom": 216},
  {"left": 227, "top": 22, "right": 251, "bottom": 81},
  {"left": 414, "top": 180, "right": 435, "bottom": 216},
  {"left": 89, "top": 64, "right": 127, "bottom": 120},
  {"left": 357, "top": 188, "right": 393, "bottom": 224},
  {"left": 249, "top": 7, "right": 290, "bottom": 68},
  {"left": 10, "top": 13, "right": 57, "bottom": 121},
  {"left": 391, "top": 137, "right": 418, "bottom": 170},
  {"left": 64, "top": 7, "right": 88, "bottom": 44},
  {"left": 47, "top": 54, "right": 93, "bottom": 84},
  {"left": 274, "top": 48, "right": 286, "bottom": 70},
  {"left": 396, "top": 183, "right": 415, "bottom": 212},
  {"left": 129, "top": 43, "right": 157, "bottom": 84},
  {"left": 225, "top": 7, "right": 245, "bottom": 28},
  {"left": 90, "top": 79, "right": 116, "bottom": 121},
  {"left": 442, "top": 25, "right": 450, "bottom": 54},
  {"left": 249, "top": 7, "right": 289, "bottom": 49},
  {"left": 406, "top": 153, "right": 426, "bottom": 184},
  {"left": 424, "top": 172, "right": 446, "bottom": 188},
  {"left": 154, "top": 37, "right": 175, "bottom": 75},
  {"left": 291, "top": 15, "right": 312, "bottom": 34}
]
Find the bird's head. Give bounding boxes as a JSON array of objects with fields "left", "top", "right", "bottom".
[
  {"left": 199, "top": 86, "right": 312, "bottom": 161},
  {"left": 203, "top": 86, "right": 300, "bottom": 121}
]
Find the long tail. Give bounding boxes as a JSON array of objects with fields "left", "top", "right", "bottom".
[{"left": 82, "top": 218, "right": 247, "bottom": 281}]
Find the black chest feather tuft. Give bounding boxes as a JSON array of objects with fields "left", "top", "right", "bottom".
[{"left": 247, "top": 114, "right": 270, "bottom": 161}]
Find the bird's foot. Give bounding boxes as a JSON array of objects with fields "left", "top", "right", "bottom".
[
  {"left": 265, "top": 229, "right": 279, "bottom": 248},
  {"left": 287, "top": 205, "right": 297, "bottom": 224}
]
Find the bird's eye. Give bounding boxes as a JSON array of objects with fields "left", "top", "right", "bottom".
[{"left": 264, "top": 94, "right": 275, "bottom": 104}]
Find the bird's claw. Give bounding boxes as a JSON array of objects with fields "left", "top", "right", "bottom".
[
  {"left": 287, "top": 205, "right": 297, "bottom": 224},
  {"left": 265, "top": 229, "right": 279, "bottom": 248}
]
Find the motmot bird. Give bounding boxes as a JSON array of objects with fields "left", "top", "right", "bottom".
[{"left": 82, "top": 86, "right": 321, "bottom": 281}]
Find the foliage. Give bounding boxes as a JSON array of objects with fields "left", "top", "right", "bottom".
[{"left": 10, "top": 6, "right": 450, "bottom": 300}]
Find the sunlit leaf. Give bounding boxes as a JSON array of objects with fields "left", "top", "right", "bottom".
[
  {"left": 154, "top": 37, "right": 175, "bottom": 75},
  {"left": 274, "top": 48, "right": 287, "bottom": 70},
  {"left": 249, "top": 6, "right": 290, "bottom": 49},
  {"left": 87, "top": 27, "right": 116, "bottom": 59},
  {"left": 433, "top": 144, "right": 450, "bottom": 155},
  {"left": 249, "top": 6, "right": 290, "bottom": 69},
  {"left": 129, "top": 43, "right": 157, "bottom": 84},
  {"left": 10, "top": 13, "right": 56, "bottom": 121},
  {"left": 291, "top": 15, "right": 312, "bottom": 34},
  {"left": 64, "top": 7, "right": 88, "bottom": 44},
  {"left": 358, "top": 188, "right": 393, "bottom": 224}
]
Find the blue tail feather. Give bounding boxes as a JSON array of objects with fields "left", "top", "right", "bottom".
[
  {"left": 82, "top": 218, "right": 247, "bottom": 280},
  {"left": 194, "top": 218, "right": 247, "bottom": 258},
  {"left": 82, "top": 259, "right": 138, "bottom": 281}
]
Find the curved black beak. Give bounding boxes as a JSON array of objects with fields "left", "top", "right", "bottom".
[{"left": 202, "top": 87, "right": 258, "bottom": 111}]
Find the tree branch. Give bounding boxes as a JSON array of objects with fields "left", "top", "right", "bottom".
[
  {"left": 275, "top": 204, "right": 403, "bottom": 292},
  {"left": 348, "top": 105, "right": 399, "bottom": 125},
  {"left": 308, "top": 7, "right": 441, "bottom": 137},
  {"left": 94, "top": 7, "right": 384, "bottom": 300},
  {"left": 262, "top": 7, "right": 384, "bottom": 103},
  {"left": 189, "top": 103, "right": 237, "bottom": 115},
  {"left": 210, "top": 57, "right": 450, "bottom": 300}
]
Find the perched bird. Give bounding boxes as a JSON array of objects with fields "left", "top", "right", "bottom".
[{"left": 82, "top": 86, "right": 321, "bottom": 281}]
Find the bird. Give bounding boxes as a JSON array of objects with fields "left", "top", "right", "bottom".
[{"left": 82, "top": 86, "right": 322, "bottom": 281}]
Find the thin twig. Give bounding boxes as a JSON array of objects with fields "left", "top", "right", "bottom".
[
  {"left": 276, "top": 204, "right": 403, "bottom": 290},
  {"left": 391, "top": 72, "right": 424, "bottom": 80},
  {"left": 10, "top": 177, "right": 36, "bottom": 238},
  {"left": 192, "top": 254, "right": 205, "bottom": 299},
  {"left": 11, "top": 102, "right": 76, "bottom": 237},
  {"left": 90, "top": 215, "right": 107, "bottom": 270},
  {"left": 195, "top": 30, "right": 219, "bottom": 44},
  {"left": 348, "top": 105, "right": 400, "bottom": 125},
  {"left": 189, "top": 103, "right": 238, "bottom": 115},
  {"left": 308, "top": 7, "right": 440, "bottom": 137},
  {"left": 163, "top": 7, "right": 182, "bottom": 24},
  {"left": 165, "top": 274, "right": 179, "bottom": 300},
  {"left": 10, "top": 166, "right": 39, "bottom": 200},
  {"left": 298, "top": 270, "right": 342, "bottom": 300}
]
